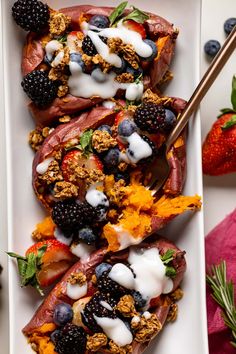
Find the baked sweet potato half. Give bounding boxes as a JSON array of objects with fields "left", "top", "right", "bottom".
[
  {"left": 23, "top": 236, "right": 186, "bottom": 354},
  {"left": 19, "top": 3, "right": 178, "bottom": 127},
  {"left": 32, "top": 93, "right": 201, "bottom": 253}
]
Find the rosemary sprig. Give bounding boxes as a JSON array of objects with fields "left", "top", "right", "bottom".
[{"left": 206, "top": 261, "right": 236, "bottom": 348}]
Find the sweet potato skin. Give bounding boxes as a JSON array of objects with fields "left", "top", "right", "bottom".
[
  {"left": 23, "top": 236, "right": 186, "bottom": 338},
  {"left": 22, "top": 5, "right": 177, "bottom": 126}
]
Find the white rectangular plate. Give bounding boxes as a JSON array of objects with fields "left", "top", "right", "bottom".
[{"left": 2, "top": 0, "right": 209, "bottom": 353}]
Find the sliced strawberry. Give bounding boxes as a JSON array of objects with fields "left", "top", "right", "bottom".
[
  {"left": 37, "top": 260, "right": 72, "bottom": 287},
  {"left": 124, "top": 20, "right": 147, "bottom": 39},
  {"left": 8, "top": 239, "right": 76, "bottom": 295},
  {"left": 26, "top": 239, "right": 74, "bottom": 265},
  {"left": 61, "top": 150, "right": 103, "bottom": 182}
]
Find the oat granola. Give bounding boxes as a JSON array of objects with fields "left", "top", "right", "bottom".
[
  {"left": 49, "top": 12, "right": 71, "bottom": 36},
  {"left": 53, "top": 181, "right": 79, "bottom": 199},
  {"left": 86, "top": 333, "right": 108, "bottom": 352},
  {"left": 68, "top": 272, "right": 86, "bottom": 286},
  {"left": 92, "top": 130, "right": 117, "bottom": 153}
]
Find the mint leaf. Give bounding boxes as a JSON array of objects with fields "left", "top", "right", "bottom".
[
  {"left": 165, "top": 266, "right": 177, "bottom": 278},
  {"left": 161, "top": 249, "right": 175, "bottom": 265},
  {"left": 109, "top": 1, "right": 128, "bottom": 26},
  {"left": 231, "top": 75, "right": 236, "bottom": 111},
  {"left": 221, "top": 115, "right": 236, "bottom": 130},
  {"left": 79, "top": 130, "right": 93, "bottom": 157},
  {"left": 36, "top": 245, "right": 47, "bottom": 266},
  {"left": 57, "top": 34, "right": 67, "bottom": 43},
  {"left": 25, "top": 253, "right": 37, "bottom": 283},
  {"left": 123, "top": 6, "right": 149, "bottom": 24},
  {"left": 7, "top": 252, "right": 26, "bottom": 261}
]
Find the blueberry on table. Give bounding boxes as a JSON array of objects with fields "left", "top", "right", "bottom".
[
  {"left": 204, "top": 40, "right": 221, "bottom": 57},
  {"left": 97, "top": 125, "right": 112, "bottom": 135},
  {"left": 95, "top": 263, "right": 112, "bottom": 279},
  {"left": 224, "top": 18, "right": 236, "bottom": 35},
  {"left": 53, "top": 303, "right": 73, "bottom": 326},
  {"left": 118, "top": 119, "right": 138, "bottom": 137},
  {"left": 78, "top": 227, "right": 97, "bottom": 245},
  {"left": 89, "top": 15, "right": 110, "bottom": 29},
  {"left": 140, "top": 39, "right": 158, "bottom": 61}
]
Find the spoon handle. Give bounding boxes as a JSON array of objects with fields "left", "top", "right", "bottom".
[{"left": 166, "top": 25, "right": 236, "bottom": 150}]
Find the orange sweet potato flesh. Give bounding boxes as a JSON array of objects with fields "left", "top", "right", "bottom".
[
  {"left": 23, "top": 236, "right": 186, "bottom": 354},
  {"left": 21, "top": 5, "right": 177, "bottom": 127}
]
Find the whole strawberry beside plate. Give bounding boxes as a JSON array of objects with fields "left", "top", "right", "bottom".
[{"left": 202, "top": 75, "right": 236, "bottom": 175}]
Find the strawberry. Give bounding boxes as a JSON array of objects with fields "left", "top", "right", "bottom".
[
  {"left": 124, "top": 20, "right": 146, "bottom": 39},
  {"left": 202, "top": 76, "right": 236, "bottom": 175},
  {"left": 61, "top": 150, "right": 103, "bottom": 182},
  {"left": 8, "top": 239, "right": 75, "bottom": 294}
]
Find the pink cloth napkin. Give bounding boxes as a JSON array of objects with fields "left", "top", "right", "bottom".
[{"left": 205, "top": 208, "right": 236, "bottom": 354}]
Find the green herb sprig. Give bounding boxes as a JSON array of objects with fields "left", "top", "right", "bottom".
[
  {"left": 160, "top": 249, "right": 177, "bottom": 278},
  {"left": 207, "top": 261, "right": 236, "bottom": 348},
  {"left": 218, "top": 75, "right": 236, "bottom": 130},
  {"left": 109, "top": 2, "right": 149, "bottom": 27},
  {"left": 75, "top": 129, "right": 93, "bottom": 157},
  {"left": 7, "top": 245, "right": 47, "bottom": 296}
]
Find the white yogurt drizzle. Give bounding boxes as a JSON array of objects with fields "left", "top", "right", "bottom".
[
  {"left": 70, "top": 242, "right": 94, "bottom": 262},
  {"left": 45, "top": 40, "right": 63, "bottom": 61},
  {"left": 85, "top": 186, "right": 109, "bottom": 208},
  {"left": 51, "top": 51, "right": 64, "bottom": 67},
  {"left": 36, "top": 157, "right": 54, "bottom": 175},
  {"left": 113, "top": 226, "right": 143, "bottom": 249},
  {"left": 102, "top": 101, "right": 116, "bottom": 109},
  {"left": 109, "top": 263, "right": 135, "bottom": 289},
  {"left": 107, "top": 247, "right": 173, "bottom": 306},
  {"left": 100, "top": 301, "right": 113, "bottom": 311},
  {"left": 66, "top": 282, "right": 88, "bottom": 300},
  {"left": 54, "top": 228, "right": 73, "bottom": 246},
  {"left": 93, "top": 315, "right": 133, "bottom": 346},
  {"left": 68, "top": 61, "right": 143, "bottom": 101},
  {"left": 88, "top": 30, "right": 122, "bottom": 68},
  {"left": 99, "top": 21, "right": 152, "bottom": 58},
  {"left": 125, "top": 132, "right": 153, "bottom": 164}
]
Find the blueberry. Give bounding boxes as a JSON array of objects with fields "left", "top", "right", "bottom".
[
  {"left": 78, "top": 227, "right": 97, "bottom": 245},
  {"left": 103, "top": 148, "right": 120, "bottom": 168},
  {"left": 113, "top": 57, "right": 127, "bottom": 75},
  {"left": 70, "top": 53, "right": 86, "bottom": 71},
  {"left": 131, "top": 290, "right": 147, "bottom": 309},
  {"left": 204, "top": 40, "right": 221, "bottom": 57},
  {"left": 118, "top": 119, "right": 137, "bottom": 137},
  {"left": 50, "top": 329, "right": 62, "bottom": 345},
  {"left": 224, "top": 18, "right": 236, "bottom": 35},
  {"left": 97, "top": 124, "right": 112, "bottom": 135},
  {"left": 96, "top": 205, "right": 108, "bottom": 221},
  {"left": 114, "top": 172, "right": 130, "bottom": 185},
  {"left": 95, "top": 263, "right": 112, "bottom": 279},
  {"left": 91, "top": 68, "right": 107, "bottom": 83},
  {"left": 53, "top": 303, "right": 73, "bottom": 326},
  {"left": 164, "top": 109, "right": 177, "bottom": 130},
  {"left": 140, "top": 39, "right": 158, "bottom": 61},
  {"left": 89, "top": 15, "right": 110, "bottom": 29},
  {"left": 127, "top": 66, "right": 143, "bottom": 79}
]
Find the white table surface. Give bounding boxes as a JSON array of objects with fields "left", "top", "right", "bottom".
[{"left": 0, "top": 0, "right": 235, "bottom": 353}]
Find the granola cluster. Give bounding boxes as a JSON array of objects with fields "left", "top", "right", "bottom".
[
  {"left": 108, "top": 340, "right": 132, "bottom": 354},
  {"left": 69, "top": 166, "right": 105, "bottom": 188},
  {"left": 86, "top": 333, "right": 108, "bottom": 352},
  {"left": 68, "top": 272, "right": 86, "bottom": 286},
  {"left": 48, "top": 66, "right": 69, "bottom": 98},
  {"left": 59, "top": 115, "right": 71, "bottom": 123},
  {"left": 49, "top": 12, "right": 71, "bottom": 36},
  {"left": 29, "top": 127, "right": 52, "bottom": 152},
  {"left": 92, "top": 130, "right": 117, "bottom": 153},
  {"left": 142, "top": 89, "right": 173, "bottom": 106},
  {"left": 104, "top": 176, "right": 126, "bottom": 207},
  {"left": 53, "top": 181, "right": 79, "bottom": 199},
  {"left": 131, "top": 313, "right": 162, "bottom": 343},
  {"left": 115, "top": 295, "right": 136, "bottom": 317},
  {"left": 167, "top": 303, "right": 178, "bottom": 322},
  {"left": 108, "top": 38, "right": 139, "bottom": 70},
  {"left": 39, "top": 160, "right": 63, "bottom": 185},
  {"left": 115, "top": 73, "right": 134, "bottom": 84}
]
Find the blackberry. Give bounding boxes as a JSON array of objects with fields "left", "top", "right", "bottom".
[
  {"left": 97, "top": 270, "right": 126, "bottom": 297},
  {"left": 21, "top": 70, "right": 58, "bottom": 107},
  {"left": 134, "top": 103, "right": 167, "bottom": 133},
  {"left": 80, "top": 202, "right": 99, "bottom": 224},
  {"left": 82, "top": 35, "right": 107, "bottom": 56},
  {"left": 83, "top": 293, "right": 117, "bottom": 332},
  {"left": 55, "top": 323, "right": 87, "bottom": 354},
  {"left": 82, "top": 36, "right": 97, "bottom": 56},
  {"left": 12, "top": 0, "right": 50, "bottom": 32},
  {"left": 52, "top": 200, "right": 85, "bottom": 232}
]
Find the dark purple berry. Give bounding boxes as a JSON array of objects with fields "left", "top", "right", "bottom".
[
  {"left": 204, "top": 40, "right": 221, "bottom": 57},
  {"left": 224, "top": 18, "right": 236, "bottom": 35}
]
